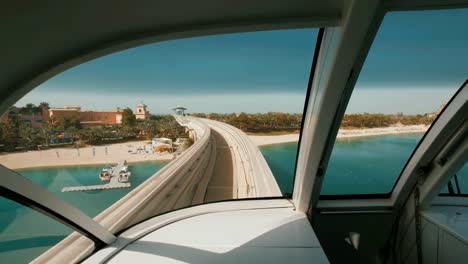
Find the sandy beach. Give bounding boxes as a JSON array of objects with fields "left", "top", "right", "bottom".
[
  {"left": 0, "top": 140, "right": 173, "bottom": 170},
  {"left": 249, "top": 124, "right": 429, "bottom": 146},
  {"left": 249, "top": 134, "right": 300, "bottom": 146},
  {"left": 0, "top": 125, "right": 429, "bottom": 170},
  {"left": 336, "top": 124, "right": 429, "bottom": 139}
]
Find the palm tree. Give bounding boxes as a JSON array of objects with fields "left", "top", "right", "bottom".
[
  {"left": 39, "top": 102, "right": 50, "bottom": 110},
  {"left": 39, "top": 124, "right": 52, "bottom": 146}
]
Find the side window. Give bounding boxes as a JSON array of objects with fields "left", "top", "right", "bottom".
[
  {"left": 440, "top": 163, "right": 468, "bottom": 196},
  {"left": 0, "top": 196, "right": 91, "bottom": 263},
  {"left": 320, "top": 8, "right": 468, "bottom": 196}
]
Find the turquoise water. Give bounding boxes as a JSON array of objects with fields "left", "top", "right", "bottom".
[
  {"left": 2, "top": 133, "right": 466, "bottom": 263},
  {"left": 260, "top": 133, "right": 424, "bottom": 195},
  {"left": 261, "top": 133, "right": 468, "bottom": 196},
  {"left": 323, "top": 134, "right": 424, "bottom": 195},
  {"left": 259, "top": 142, "right": 298, "bottom": 195},
  {"left": 0, "top": 161, "right": 168, "bottom": 263},
  {"left": 20, "top": 162, "right": 169, "bottom": 217}
]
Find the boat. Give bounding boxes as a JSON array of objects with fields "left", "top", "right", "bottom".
[
  {"left": 118, "top": 164, "right": 131, "bottom": 183},
  {"left": 99, "top": 165, "right": 113, "bottom": 181}
]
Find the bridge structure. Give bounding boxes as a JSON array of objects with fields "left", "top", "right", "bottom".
[
  {"left": 175, "top": 115, "right": 281, "bottom": 201},
  {"left": 35, "top": 115, "right": 281, "bottom": 263}
]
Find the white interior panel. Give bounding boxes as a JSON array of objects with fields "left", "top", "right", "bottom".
[{"left": 99, "top": 208, "right": 328, "bottom": 264}]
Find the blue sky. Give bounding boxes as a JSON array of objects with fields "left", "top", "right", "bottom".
[{"left": 18, "top": 8, "right": 467, "bottom": 114}]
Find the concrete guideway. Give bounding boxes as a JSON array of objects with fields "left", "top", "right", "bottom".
[
  {"left": 206, "top": 118, "right": 282, "bottom": 198},
  {"left": 181, "top": 116, "right": 282, "bottom": 200},
  {"left": 204, "top": 129, "right": 235, "bottom": 202},
  {"left": 35, "top": 115, "right": 281, "bottom": 263}
]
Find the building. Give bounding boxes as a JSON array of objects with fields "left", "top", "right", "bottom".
[
  {"left": 79, "top": 109, "right": 123, "bottom": 126},
  {"left": 46, "top": 105, "right": 148, "bottom": 126},
  {"left": 0, "top": 106, "right": 47, "bottom": 128},
  {"left": 134, "top": 103, "right": 150, "bottom": 120},
  {"left": 47, "top": 106, "right": 81, "bottom": 121},
  {"left": 1, "top": 104, "right": 150, "bottom": 127}
]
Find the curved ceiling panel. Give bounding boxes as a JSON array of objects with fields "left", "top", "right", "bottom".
[{"left": 0, "top": 0, "right": 343, "bottom": 113}]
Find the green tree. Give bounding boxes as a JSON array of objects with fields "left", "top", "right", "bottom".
[
  {"left": 1, "top": 116, "right": 20, "bottom": 151},
  {"left": 39, "top": 124, "right": 52, "bottom": 146},
  {"left": 17, "top": 123, "right": 40, "bottom": 149},
  {"left": 39, "top": 102, "right": 49, "bottom": 109},
  {"left": 39, "top": 102, "right": 50, "bottom": 113},
  {"left": 52, "top": 116, "right": 82, "bottom": 132},
  {"left": 20, "top": 103, "right": 35, "bottom": 114},
  {"left": 138, "top": 119, "right": 158, "bottom": 139},
  {"left": 122, "top": 108, "right": 136, "bottom": 127},
  {"left": 78, "top": 127, "right": 104, "bottom": 144}
]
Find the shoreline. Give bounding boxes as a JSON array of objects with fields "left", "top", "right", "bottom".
[
  {"left": 250, "top": 125, "right": 429, "bottom": 146},
  {"left": 1, "top": 125, "right": 429, "bottom": 170},
  {"left": 0, "top": 140, "right": 173, "bottom": 170},
  {"left": 15, "top": 159, "right": 171, "bottom": 171}
]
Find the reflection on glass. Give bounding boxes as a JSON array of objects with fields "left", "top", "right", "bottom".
[
  {"left": 260, "top": 142, "right": 299, "bottom": 195},
  {"left": 19, "top": 162, "right": 168, "bottom": 217},
  {"left": 440, "top": 163, "right": 468, "bottom": 195},
  {"left": 323, "top": 134, "right": 424, "bottom": 195},
  {"left": 0, "top": 197, "right": 87, "bottom": 263},
  {"left": 321, "top": 8, "right": 468, "bottom": 195},
  {"left": 0, "top": 29, "right": 318, "bottom": 261}
]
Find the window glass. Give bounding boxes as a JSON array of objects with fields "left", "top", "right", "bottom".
[
  {"left": 18, "top": 163, "right": 168, "bottom": 217},
  {"left": 260, "top": 142, "right": 299, "bottom": 195},
  {"left": 0, "top": 196, "right": 91, "bottom": 263},
  {"left": 440, "top": 162, "right": 468, "bottom": 195},
  {"left": 320, "top": 8, "right": 468, "bottom": 196},
  {"left": 0, "top": 29, "right": 318, "bottom": 261}
]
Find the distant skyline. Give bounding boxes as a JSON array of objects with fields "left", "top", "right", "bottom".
[{"left": 17, "top": 8, "right": 468, "bottom": 114}]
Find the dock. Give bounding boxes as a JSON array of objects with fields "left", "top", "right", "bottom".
[{"left": 62, "top": 160, "right": 131, "bottom": 192}]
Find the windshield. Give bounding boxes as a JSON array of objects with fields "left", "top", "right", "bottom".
[{"left": 0, "top": 28, "right": 319, "bottom": 263}]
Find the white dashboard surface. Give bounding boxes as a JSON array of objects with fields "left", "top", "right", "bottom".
[{"left": 104, "top": 207, "right": 328, "bottom": 263}]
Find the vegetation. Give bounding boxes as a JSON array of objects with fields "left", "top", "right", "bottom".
[
  {"left": 191, "top": 112, "right": 303, "bottom": 133},
  {"left": 192, "top": 112, "right": 436, "bottom": 133},
  {"left": 121, "top": 108, "right": 136, "bottom": 127},
  {"left": 340, "top": 113, "right": 435, "bottom": 128},
  {"left": 0, "top": 103, "right": 187, "bottom": 152},
  {"left": 19, "top": 103, "right": 42, "bottom": 114},
  {"left": 0, "top": 102, "right": 437, "bottom": 152}
]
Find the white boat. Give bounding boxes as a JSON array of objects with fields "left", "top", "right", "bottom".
[
  {"left": 118, "top": 165, "right": 131, "bottom": 183},
  {"left": 99, "top": 165, "right": 113, "bottom": 181}
]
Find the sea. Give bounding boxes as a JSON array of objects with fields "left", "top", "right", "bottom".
[{"left": 2, "top": 133, "right": 466, "bottom": 263}]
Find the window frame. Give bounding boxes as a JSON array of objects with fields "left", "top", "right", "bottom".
[
  {"left": 439, "top": 162, "right": 468, "bottom": 197},
  {"left": 315, "top": 7, "right": 468, "bottom": 199},
  {"left": 320, "top": 82, "right": 467, "bottom": 199},
  {"left": 0, "top": 165, "right": 116, "bottom": 246}
]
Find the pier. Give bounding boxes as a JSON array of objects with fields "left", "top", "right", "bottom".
[{"left": 62, "top": 160, "right": 131, "bottom": 192}]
